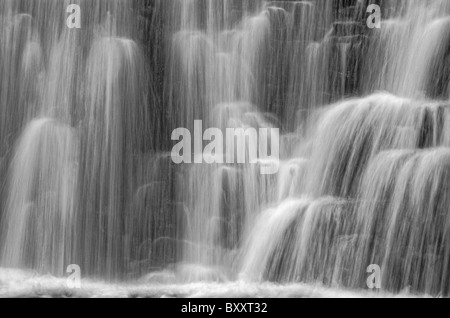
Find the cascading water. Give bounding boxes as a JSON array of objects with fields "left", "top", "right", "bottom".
[{"left": 1, "top": 0, "right": 450, "bottom": 298}]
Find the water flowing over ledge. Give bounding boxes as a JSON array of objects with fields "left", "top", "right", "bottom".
[{"left": 2, "top": 0, "right": 450, "bottom": 298}]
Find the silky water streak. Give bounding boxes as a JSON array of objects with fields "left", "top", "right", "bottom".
[{"left": 0, "top": 0, "right": 450, "bottom": 298}]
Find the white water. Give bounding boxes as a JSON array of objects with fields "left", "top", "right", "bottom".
[{"left": 1, "top": 0, "right": 450, "bottom": 297}]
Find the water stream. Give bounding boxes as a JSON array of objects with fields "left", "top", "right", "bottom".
[{"left": 1, "top": 0, "right": 450, "bottom": 297}]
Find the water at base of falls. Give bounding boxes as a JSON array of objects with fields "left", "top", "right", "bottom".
[
  {"left": 2, "top": 0, "right": 450, "bottom": 298},
  {"left": 0, "top": 268, "right": 417, "bottom": 298}
]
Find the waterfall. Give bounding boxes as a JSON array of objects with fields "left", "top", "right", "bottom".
[
  {"left": 1, "top": 118, "right": 77, "bottom": 276},
  {"left": 1, "top": 0, "right": 450, "bottom": 297}
]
